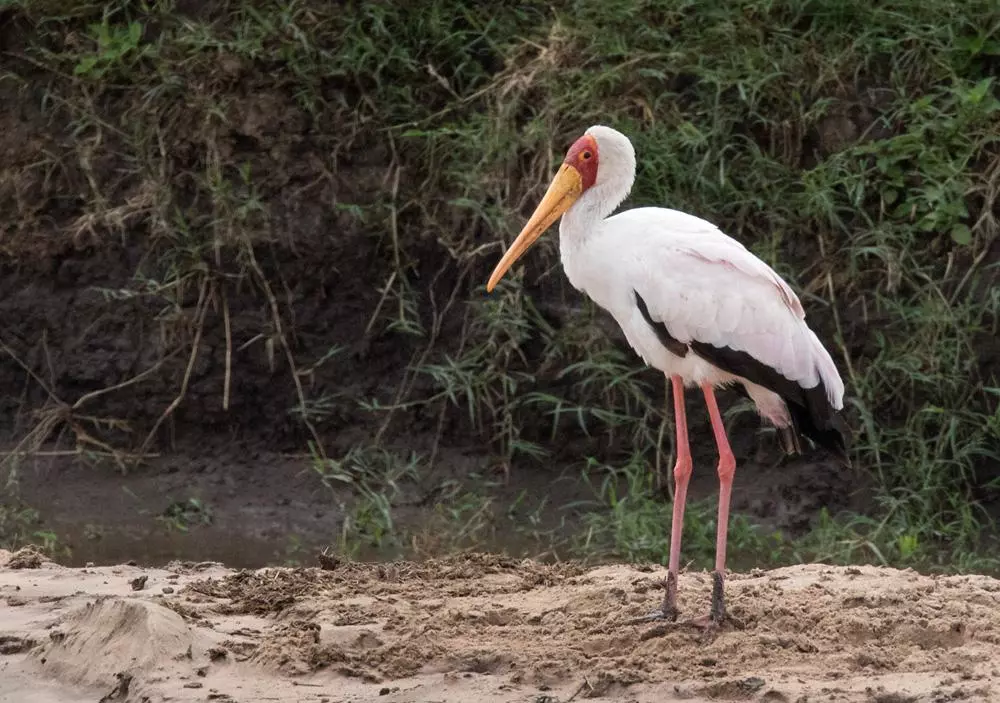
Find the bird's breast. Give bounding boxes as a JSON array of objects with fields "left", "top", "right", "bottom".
[{"left": 558, "top": 241, "right": 587, "bottom": 294}]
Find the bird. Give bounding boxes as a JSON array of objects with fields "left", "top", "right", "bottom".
[{"left": 486, "top": 125, "right": 850, "bottom": 631}]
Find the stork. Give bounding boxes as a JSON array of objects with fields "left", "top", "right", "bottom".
[{"left": 486, "top": 125, "right": 850, "bottom": 630}]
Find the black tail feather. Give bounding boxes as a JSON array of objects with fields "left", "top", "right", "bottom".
[
  {"left": 778, "top": 426, "right": 802, "bottom": 456},
  {"left": 788, "top": 384, "right": 852, "bottom": 465}
]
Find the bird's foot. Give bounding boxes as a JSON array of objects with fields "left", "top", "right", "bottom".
[
  {"left": 677, "top": 612, "right": 724, "bottom": 642},
  {"left": 680, "top": 612, "right": 724, "bottom": 633},
  {"left": 627, "top": 605, "right": 678, "bottom": 625},
  {"left": 638, "top": 610, "right": 725, "bottom": 641},
  {"left": 682, "top": 570, "right": 727, "bottom": 638},
  {"left": 635, "top": 571, "right": 726, "bottom": 641},
  {"left": 626, "top": 571, "right": 679, "bottom": 624}
]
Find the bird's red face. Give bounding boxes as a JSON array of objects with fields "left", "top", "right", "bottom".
[
  {"left": 486, "top": 133, "right": 599, "bottom": 292},
  {"left": 563, "top": 134, "right": 600, "bottom": 191}
]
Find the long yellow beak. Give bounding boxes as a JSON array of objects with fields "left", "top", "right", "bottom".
[{"left": 486, "top": 164, "right": 583, "bottom": 292}]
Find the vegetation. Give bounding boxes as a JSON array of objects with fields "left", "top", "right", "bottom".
[{"left": 0, "top": 0, "right": 998, "bottom": 573}]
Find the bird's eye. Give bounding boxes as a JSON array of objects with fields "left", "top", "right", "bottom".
[{"left": 581, "top": 150, "right": 593, "bottom": 161}]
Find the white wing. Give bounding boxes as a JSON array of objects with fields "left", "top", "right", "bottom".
[{"left": 577, "top": 207, "right": 844, "bottom": 408}]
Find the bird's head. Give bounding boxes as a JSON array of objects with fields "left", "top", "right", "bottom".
[{"left": 486, "top": 125, "right": 636, "bottom": 292}]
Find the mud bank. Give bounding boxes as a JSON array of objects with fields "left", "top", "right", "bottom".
[{"left": 2, "top": 548, "right": 999, "bottom": 702}]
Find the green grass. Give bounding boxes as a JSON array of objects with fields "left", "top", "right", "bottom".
[{"left": 1, "top": 0, "right": 998, "bottom": 572}]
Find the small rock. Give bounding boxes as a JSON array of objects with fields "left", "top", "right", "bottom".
[
  {"left": 130, "top": 575, "right": 148, "bottom": 591},
  {"left": 162, "top": 587, "right": 175, "bottom": 594},
  {"left": 183, "top": 681, "right": 203, "bottom": 689}
]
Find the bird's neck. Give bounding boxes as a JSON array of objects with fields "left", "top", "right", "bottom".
[{"left": 559, "top": 178, "right": 632, "bottom": 249}]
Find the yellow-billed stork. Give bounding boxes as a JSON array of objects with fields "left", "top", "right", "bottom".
[{"left": 486, "top": 125, "right": 850, "bottom": 629}]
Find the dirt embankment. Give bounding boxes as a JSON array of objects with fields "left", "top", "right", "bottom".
[
  {"left": 0, "top": 2, "right": 863, "bottom": 517},
  {"left": 2, "top": 3, "right": 905, "bottom": 567},
  {"left": 2, "top": 548, "right": 999, "bottom": 703}
]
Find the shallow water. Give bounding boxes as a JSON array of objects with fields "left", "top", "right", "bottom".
[{"left": 50, "top": 526, "right": 314, "bottom": 568}]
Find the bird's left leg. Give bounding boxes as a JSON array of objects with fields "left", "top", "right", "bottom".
[{"left": 689, "top": 382, "right": 736, "bottom": 629}]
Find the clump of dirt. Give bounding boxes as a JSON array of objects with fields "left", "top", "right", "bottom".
[
  {"left": 250, "top": 619, "right": 327, "bottom": 676},
  {"left": 3, "top": 546, "right": 46, "bottom": 569},
  {"left": 0, "top": 635, "right": 36, "bottom": 655},
  {"left": 188, "top": 568, "right": 318, "bottom": 615}
]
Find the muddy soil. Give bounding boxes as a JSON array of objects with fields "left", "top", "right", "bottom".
[{"left": 3, "top": 548, "right": 999, "bottom": 703}]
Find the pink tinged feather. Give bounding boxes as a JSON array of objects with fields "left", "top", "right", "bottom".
[{"left": 681, "top": 244, "right": 805, "bottom": 320}]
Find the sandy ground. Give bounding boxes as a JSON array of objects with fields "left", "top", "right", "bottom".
[{"left": 2, "top": 548, "right": 999, "bottom": 703}]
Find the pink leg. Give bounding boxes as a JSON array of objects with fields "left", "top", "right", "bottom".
[
  {"left": 662, "top": 374, "right": 692, "bottom": 620},
  {"left": 701, "top": 383, "right": 736, "bottom": 624}
]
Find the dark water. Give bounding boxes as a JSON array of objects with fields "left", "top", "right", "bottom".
[
  {"left": 47, "top": 528, "right": 322, "bottom": 569},
  {"left": 43, "top": 521, "right": 561, "bottom": 569}
]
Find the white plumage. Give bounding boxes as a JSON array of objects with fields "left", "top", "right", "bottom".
[
  {"left": 486, "top": 124, "right": 851, "bottom": 629},
  {"left": 565, "top": 206, "right": 845, "bottom": 426},
  {"left": 556, "top": 126, "right": 844, "bottom": 432}
]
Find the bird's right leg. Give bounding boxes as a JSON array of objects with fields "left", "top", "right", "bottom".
[
  {"left": 662, "top": 373, "right": 692, "bottom": 620},
  {"left": 629, "top": 374, "right": 692, "bottom": 626}
]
